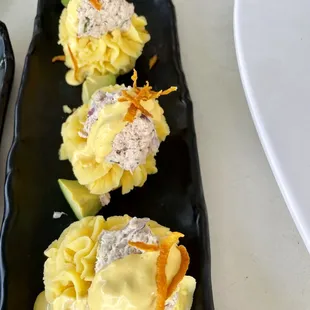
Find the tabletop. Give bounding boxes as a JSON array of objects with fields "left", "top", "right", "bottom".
[{"left": 1, "top": 0, "right": 310, "bottom": 309}]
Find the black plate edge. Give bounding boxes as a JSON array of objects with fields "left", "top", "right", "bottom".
[
  {"left": 0, "top": 1, "right": 215, "bottom": 309},
  {"left": 0, "top": 22, "right": 15, "bottom": 145}
]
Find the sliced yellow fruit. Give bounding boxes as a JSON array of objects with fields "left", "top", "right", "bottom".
[
  {"left": 58, "top": 179, "right": 102, "bottom": 219},
  {"left": 82, "top": 74, "right": 117, "bottom": 104}
]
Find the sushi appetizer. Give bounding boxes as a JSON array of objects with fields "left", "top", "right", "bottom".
[
  {"left": 55, "top": 0, "right": 151, "bottom": 85},
  {"left": 34, "top": 215, "right": 196, "bottom": 310},
  {"left": 59, "top": 70, "right": 176, "bottom": 217}
]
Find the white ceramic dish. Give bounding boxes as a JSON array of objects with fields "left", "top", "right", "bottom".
[{"left": 234, "top": 0, "right": 310, "bottom": 252}]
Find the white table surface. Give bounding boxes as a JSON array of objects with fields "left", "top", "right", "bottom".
[{"left": 1, "top": 0, "right": 310, "bottom": 309}]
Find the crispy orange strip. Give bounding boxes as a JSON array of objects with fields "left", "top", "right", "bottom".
[
  {"left": 67, "top": 45, "right": 79, "bottom": 82},
  {"left": 124, "top": 104, "right": 138, "bottom": 122},
  {"left": 128, "top": 232, "right": 186, "bottom": 310},
  {"left": 52, "top": 55, "right": 65, "bottom": 63},
  {"left": 89, "top": 0, "right": 102, "bottom": 10},
  {"left": 149, "top": 55, "right": 158, "bottom": 69},
  {"left": 121, "top": 90, "right": 152, "bottom": 121},
  {"left": 150, "top": 87, "right": 178, "bottom": 100},
  {"left": 131, "top": 101, "right": 152, "bottom": 118},
  {"left": 166, "top": 245, "right": 190, "bottom": 299},
  {"left": 156, "top": 247, "right": 170, "bottom": 310},
  {"left": 161, "top": 87, "right": 178, "bottom": 96},
  {"left": 128, "top": 241, "right": 159, "bottom": 251},
  {"left": 156, "top": 232, "right": 184, "bottom": 310},
  {"left": 120, "top": 70, "right": 177, "bottom": 122}
]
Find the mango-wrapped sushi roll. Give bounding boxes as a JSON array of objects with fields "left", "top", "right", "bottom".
[
  {"left": 59, "top": 70, "right": 176, "bottom": 207},
  {"left": 34, "top": 215, "right": 196, "bottom": 310},
  {"left": 57, "top": 0, "right": 150, "bottom": 85}
]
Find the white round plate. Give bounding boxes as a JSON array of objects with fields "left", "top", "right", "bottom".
[{"left": 234, "top": 0, "right": 310, "bottom": 251}]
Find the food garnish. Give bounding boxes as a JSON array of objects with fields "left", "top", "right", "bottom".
[
  {"left": 52, "top": 55, "right": 65, "bottom": 62},
  {"left": 89, "top": 0, "right": 102, "bottom": 10},
  {"left": 167, "top": 245, "right": 190, "bottom": 298},
  {"left": 120, "top": 69, "right": 177, "bottom": 122},
  {"left": 129, "top": 232, "right": 185, "bottom": 310},
  {"left": 149, "top": 55, "right": 158, "bottom": 69},
  {"left": 123, "top": 103, "right": 138, "bottom": 123},
  {"left": 121, "top": 90, "right": 153, "bottom": 122},
  {"left": 67, "top": 45, "right": 79, "bottom": 81},
  {"left": 156, "top": 232, "right": 184, "bottom": 310},
  {"left": 128, "top": 241, "right": 159, "bottom": 251}
]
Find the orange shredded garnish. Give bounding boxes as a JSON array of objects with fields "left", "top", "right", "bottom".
[
  {"left": 122, "top": 90, "right": 153, "bottom": 118},
  {"left": 149, "top": 55, "right": 158, "bottom": 69},
  {"left": 124, "top": 104, "right": 138, "bottom": 122},
  {"left": 67, "top": 45, "right": 79, "bottom": 82},
  {"left": 128, "top": 241, "right": 159, "bottom": 251},
  {"left": 166, "top": 245, "right": 190, "bottom": 299},
  {"left": 148, "top": 87, "right": 178, "bottom": 100},
  {"left": 127, "top": 232, "right": 187, "bottom": 310},
  {"left": 160, "top": 87, "right": 178, "bottom": 96},
  {"left": 52, "top": 55, "right": 65, "bottom": 63},
  {"left": 156, "top": 248, "right": 170, "bottom": 310},
  {"left": 120, "top": 69, "right": 177, "bottom": 122},
  {"left": 89, "top": 0, "right": 102, "bottom": 10},
  {"left": 155, "top": 232, "right": 184, "bottom": 310}
]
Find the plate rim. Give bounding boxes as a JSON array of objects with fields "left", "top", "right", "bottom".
[{"left": 233, "top": 0, "right": 310, "bottom": 252}]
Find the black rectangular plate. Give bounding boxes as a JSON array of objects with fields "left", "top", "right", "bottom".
[
  {"left": 0, "top": 0, "right": 214, "bottom": 309},
  {"left": 0, "top": 22, "right": 14, "bottom": 145}
]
